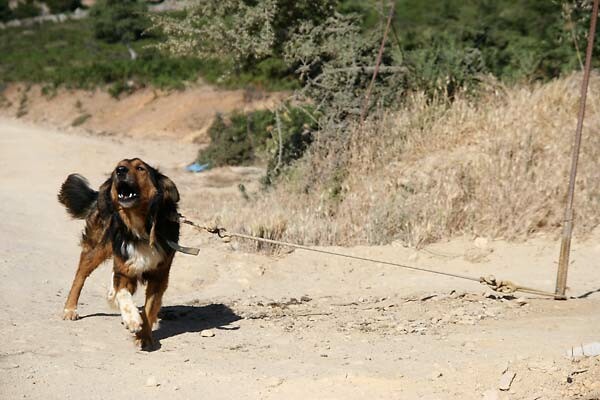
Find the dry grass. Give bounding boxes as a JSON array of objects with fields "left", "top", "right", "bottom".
[{"left": 207, "top": 73, "right": 600, "bottom": 248}]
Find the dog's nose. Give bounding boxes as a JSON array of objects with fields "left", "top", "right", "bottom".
[{"left": 116, "top": 166, "right": 128, "bottom": 177}]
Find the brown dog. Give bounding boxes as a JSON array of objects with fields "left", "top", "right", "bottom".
[{"left": 58, "top": 158, "right": 180, "bottom": 350}]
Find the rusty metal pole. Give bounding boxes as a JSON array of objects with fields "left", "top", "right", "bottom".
[{"left": 555, "top": 0, "right": 599, "bottom": 299}]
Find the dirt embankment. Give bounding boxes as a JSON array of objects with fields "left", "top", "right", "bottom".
[{"left": 0, "top": 83, "right": 287, "bottom": 143}]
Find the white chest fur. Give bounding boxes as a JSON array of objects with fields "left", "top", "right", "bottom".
[{"left": 122, "top": 241, "right": 165, "bottom": 276}]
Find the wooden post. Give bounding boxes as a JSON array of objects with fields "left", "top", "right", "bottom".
[{"left": 555, "top": 0, "right": 599, "bottom": 299}]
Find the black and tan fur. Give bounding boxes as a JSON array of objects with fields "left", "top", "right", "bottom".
[{"left": 58, "top": 158, "right": 180, "bottom": 350}]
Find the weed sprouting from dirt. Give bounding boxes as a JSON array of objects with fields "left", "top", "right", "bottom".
[{"left": 204, "top": 73, "right": 600, "bottom": 248}]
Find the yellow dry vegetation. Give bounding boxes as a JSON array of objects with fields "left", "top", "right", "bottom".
[{"left": 210, "top": 73, "right": 600, "bottom": 248}]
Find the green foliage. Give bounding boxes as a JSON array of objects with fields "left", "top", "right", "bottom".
[
  {"left": 333, "top": 0, "right": 598, "bottom": 96},
  {"left": 0, "top": 19, "right": 204, "bottom": 93},
  {"left": 45, "top": 0, "right": 82, "bottom": 13},
  {"left": 12, "top": 0, "right": 41, "bottom": 19},
  {"left": 0, "top": 0, "right": 13, "bottom": 22},
  {"left": 198, "top": 105, "right": 316, "bottom": 181},
  {"left": 150, "top": 0, "right": 339, "bottom": 91},
  {"left": 151, "top": 0, "right": 337, "bottom": 68},
  {"left": 198, "top": 110, "right": 275, "bottom": 167},
  {"left": 90, "top": 0, "right": 149, "bottom": 43},
  {"left": 404, "top": 39, "right": 485, "bottom": 98},
  {"left": 263, "top": 106, "right": 316, "bottom": 184},
  {"left": 285, "top": 12, "right": 403, "bottom": 124}
]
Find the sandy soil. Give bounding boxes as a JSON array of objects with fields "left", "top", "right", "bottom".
[
  {"left": 0, "top": 84, "right": 286, "bottom": 142},
  {"left": 0, "top": 117, "right": 599, "bottom": 400}
]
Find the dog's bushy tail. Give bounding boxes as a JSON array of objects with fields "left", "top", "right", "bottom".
[{"left": 58, "top": 174, "right": 98, "bottom": 219}]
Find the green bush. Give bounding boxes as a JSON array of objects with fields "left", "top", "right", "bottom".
[
  {"left": 0, "top": 0, "right": 12, "bottom": 22},
  {"left": 263, "top": 106, "right": 316, "bottom": 185},
  {"left": 404, "top": 38, "right": 486, "bottom": 98},
  {"left": 90, "top": 0, "right": 149, "bottom": 43},
  {"left": 198, "top": 110, "right": 275, "bottom": 167},
  {"left": 12, "top": 0, "right": 41, "bottom": 19},
  {"left": 46, "top": 0, "right": 82, "bottom": 13},
  {"left": 0, "top": 19, "right": 205, "bottom": 93},
  {"left": 197, "top": 106, "right": 316, "bottom": 180}
]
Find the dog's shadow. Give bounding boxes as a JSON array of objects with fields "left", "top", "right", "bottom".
[{"left": 154, "top": 303, "right": 241, "bottom": 342}]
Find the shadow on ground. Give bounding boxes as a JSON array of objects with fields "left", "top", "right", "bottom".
[{"left": 155, "top": 303, "right": 241, "bottom": 341}]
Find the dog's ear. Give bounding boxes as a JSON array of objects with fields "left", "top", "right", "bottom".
[
  {"left": 97, "top": 177, "right": 114, "bottom": 215},
  {"left": 148, "top": 167, "right": 179, "bottom": 204},
  {"left": 157, "top": 174, "right": 179, "bottom": 204}
]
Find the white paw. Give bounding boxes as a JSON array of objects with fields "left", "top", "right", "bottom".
[
  {"left": 115, "top": 288, "right": 142, "bottom": 333},
  {"left": 62, "top": 308, "right": 79, "bottom": 320},
  {"left": 121, "top": 305, "right": 143, "bottom": 333}
]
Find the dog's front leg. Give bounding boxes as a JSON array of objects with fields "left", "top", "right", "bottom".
[
  {"left": 112, "top": 265, "right": 142, "bottom": 333},
  {"left": 63, "top": 244, "right": 111, "bottom": 320},
  {"left": 136, "top": 265, "right": 171, "bottom": 350}
]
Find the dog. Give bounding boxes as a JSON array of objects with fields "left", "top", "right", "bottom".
[{"left": 58, "top": 158, "right": 180, "bottom": 350}]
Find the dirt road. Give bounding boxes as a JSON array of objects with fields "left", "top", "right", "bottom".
[{"left": 0, "top": 117, "right": 599, "bottom": 399}]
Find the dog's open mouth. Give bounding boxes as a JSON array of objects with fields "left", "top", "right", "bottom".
[{"left": 116, "top": 182, "right": 139, "bottom": 207}]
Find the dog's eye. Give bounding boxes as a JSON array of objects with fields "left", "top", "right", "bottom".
[{"left": 136, "top": 166, "right": 145, "bottom": 172}]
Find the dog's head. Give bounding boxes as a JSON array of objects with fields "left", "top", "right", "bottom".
[{"left": 99, "top": 158, "right": 179, "bottom": 215}]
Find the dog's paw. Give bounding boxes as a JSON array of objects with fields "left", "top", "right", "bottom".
[
  {"left": 62, "top": 308, "right": 79, "bottom": 320},
  {"left": 106, "top": 289, "right": 118, "bottom": 310},
  {"left": 135, "top": 334, "right": 158, "bottom": 351},
  {"left": 121, "top": 309, "right": 143, "bottom": 333}
]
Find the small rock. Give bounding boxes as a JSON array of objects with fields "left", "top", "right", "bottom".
[
  {"left": 499, "top": 370, "right": 516, "bottom": 391},
  {"left": 408, "top": 252, "right": 419, "bottom": 262},
  {"left": 145, "top": 376, "right": 159, "bottom": 387},
  {"left": 200, "top": 329, "right": 215, "bottom": 337}
]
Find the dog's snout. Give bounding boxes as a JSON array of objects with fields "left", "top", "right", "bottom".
[{"left": 116, "top": 166, "right": 128, "bottom": 177}]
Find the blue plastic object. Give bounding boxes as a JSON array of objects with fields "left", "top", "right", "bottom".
[{"left": 186, "top": 162, "right": 211, "bottom": 173}]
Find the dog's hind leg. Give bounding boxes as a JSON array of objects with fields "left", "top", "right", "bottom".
[{"left": 63, "top": 244, "right": 111, "bottom": 320}]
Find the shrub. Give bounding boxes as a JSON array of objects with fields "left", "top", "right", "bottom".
[
  {"left": 90, "top": 0, "right": 149, "bottom": 43},
  {"left": 198, "top": 111, "right": 275, "bottom": 167},
  {"left": 12, "top": 0, "right": 41, "bottom": 19},
  {"left": 284, "top": 12, "right": 404, "bottom": 125},
  {"left": 197, "top": 105, "right": 317, "bottom": 179},
  {"left": 153, "top": 1, "right": 405, "bottom": 126},
  {"left": 0, "top": 0, "right": 13, "bottom": 22},
  {"left": 0, "top": 19, "right": 204, "bottom": 93},
  {"left": 151, "top": 0, "right": 337, "bottom": 68},
  {"left": 45, "top": 0, "right": 82, "bottom": 13},
  {"left": 263, "top": 105, "right": 316, "bottom": 185}
]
